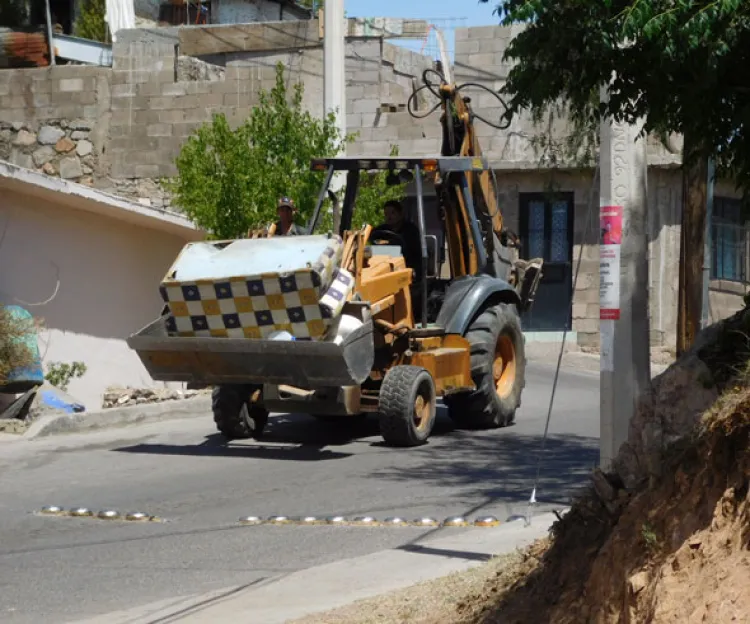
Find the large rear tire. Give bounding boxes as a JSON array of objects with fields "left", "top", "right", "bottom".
[
  {"left": 378, "top": 366, "right": 437, "bottom": 447},
  {"left": 444, "top": 302, "right": 525, "bottom": 429},
  {"left": 212, "top": 385, "right": 269, "bottom": 441}
]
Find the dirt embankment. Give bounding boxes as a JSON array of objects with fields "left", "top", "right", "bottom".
[{"left": 458, "top": 308, "right": 750, "bottom": 624}]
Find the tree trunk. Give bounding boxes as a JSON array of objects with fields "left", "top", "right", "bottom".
[{"left": 676, "top": 133, "right": 709, "bottom": 357}]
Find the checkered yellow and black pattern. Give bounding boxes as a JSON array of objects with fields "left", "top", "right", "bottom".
[{"left": 159, "top": 236, "right": 353, "bottom": 340}]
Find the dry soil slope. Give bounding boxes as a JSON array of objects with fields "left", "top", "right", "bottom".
[{"left": 458, "top": 307, "right": 750, "bottom": 624}]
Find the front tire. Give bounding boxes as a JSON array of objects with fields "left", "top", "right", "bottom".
[
  {"left": 444, "top": 302, "right": 526, "bottom": 429},
  {"left": 378, "top": 366, "right": 437, "bottom": 447},
  {"left": 212, "top": 385, "right": 269, "bottom": 440}
]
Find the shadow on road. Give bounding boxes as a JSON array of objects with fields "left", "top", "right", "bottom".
[
  {"left": 111, "top": 410, "right": 460, "bottom": 461},
  {"left": 366, "top": 431, "right": 599, "bottom": 508}
]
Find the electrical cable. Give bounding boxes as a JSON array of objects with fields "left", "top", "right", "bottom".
[{"left": 524, "top": 157, "right": 601, "bottom": 527}]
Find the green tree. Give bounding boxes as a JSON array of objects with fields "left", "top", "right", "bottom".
[
  {"left": 349, "top": 145, "right": 408, "bottom": 230},
  {"left": 74, "top": 0, "right": 109, "bottom": 43},
  {"left": 168, "top": 62, "right": 406, "bottom": 239},
  {"left": 481, "top": 0, "right": 750, "bottom": 353},
  {"left": 168, "top": 63, "right": 348, "bottom": 239}
]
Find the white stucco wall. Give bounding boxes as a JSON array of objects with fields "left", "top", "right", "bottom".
[{"left": 0, "top": 189, "right": 191, "bottom": 409}]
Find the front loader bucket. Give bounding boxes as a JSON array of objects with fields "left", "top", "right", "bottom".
[{"left": 127, "top": 317, "right": 375, "bottom": 388}]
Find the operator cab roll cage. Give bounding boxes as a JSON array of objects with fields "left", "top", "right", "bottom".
[{"left": 306, "top": 156, "right": 497, "bottom": 328}]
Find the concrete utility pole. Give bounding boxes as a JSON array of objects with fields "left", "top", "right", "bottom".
[
  {"left": 701, "top": 158, "right": 716, "bottom": 329},
  {"left": 324, "top": 0, "right": 347, "bottom": 149},
  {"left": 599, "top": 92, "right": 652, "bottom": 471}
]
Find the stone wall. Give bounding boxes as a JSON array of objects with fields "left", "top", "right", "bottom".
[{"left": 1, "top": 118, "right": 98, "bottom": 182}]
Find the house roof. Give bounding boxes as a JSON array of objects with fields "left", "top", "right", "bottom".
[{"left": 0, "top": 161, "right": 203, "bottom": 241}]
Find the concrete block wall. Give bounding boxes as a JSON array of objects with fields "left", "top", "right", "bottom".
[
  {"left": 0, "top": 66, "right": 111, "bottom": 187},
  {"left": 108, "top": 40, "right": 258, "bottom": 180}
]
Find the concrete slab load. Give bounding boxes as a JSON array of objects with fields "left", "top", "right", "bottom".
[{"left": 76, "top": 511, "right": 561, "bottom": 624}]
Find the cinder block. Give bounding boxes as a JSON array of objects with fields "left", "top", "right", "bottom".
[
  {"left": 110, "top": 110, "right": 133, "bottom": 125},
  {"left": 198, "top": 93, "right": 224, "bottom": 108},
  {"left": 352, "top": 99, "right": 378, "bottom": 114},
  {"left": 147, "top": 123, "right": 172, "bottom": 137},
  {"left": 183, "top": 81, "right": 213, "bottom": 95},
  {"left": 107, "top": 137, "right": 135, "bottom": 151},
  {"left": 111, "top": 83, "right": 136, "bottom": 98},
  {"left": 135, "top": 81, "right": 164, "bottom": 97},
  {"left": 159, "top": 110, "right": 186, "bottom": 124},
  {"left": 148, "top": 96, "right": 177, "bottom": 110},
  {"left": 111, "top": 161, "right": 137, "bottom": 178},
  {"left": 29, "top": 79, "right": 51, "bottom": 94},
  {"left": 156, "top": 137, "right": 183, "bottom": 152},
  {"left": 32, "top": 93, "right": 51, "bottom": 107},
  {"left": 160, "top": 82, "right": 188, "bottom": 97},
  {"left": 346, "top": 85, "right": 365, "bottom": 100},
  {"left": 108, "top": 125, "right": 132, "bottom": 138},
  {"left": 468, "top": 53, "right": 497, "bottom": 70},
  {"left": 346, "top": 113, "right": 363, "bottom": 129},
  {"left": 456, "top": 40, "right": 480, "bottom": 56},
  {"left": 468, "top": 26, "right": 502, "bottom": 40},
  {"left": 182, "top": 108, "right": 212, "bottom": 123},
  {"left": 71, "top": 91, "right": 97, "bottom": 106},
  {"left": 134, "top": 164, "right": 161, "bottom": 178},
  {"left": 576, "top": 332, "right": 599, "bottom": 348},
  {"left": 479, "top": 38, "right": 510, "bottom": 54},
  {"left": 573, "top": 318, "right": 599, "bottom": 334},
  {"left": 572, "top": 303, "right": 588, "bottom": 319},
  {"left": 172, "top": 122, "right": 202, "bottom": 137}
]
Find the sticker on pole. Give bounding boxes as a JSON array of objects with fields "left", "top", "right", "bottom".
[{"left": 600, "top": 206, "right": 622, "bottom": 321}]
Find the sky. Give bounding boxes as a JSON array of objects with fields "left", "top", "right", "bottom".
[
  {"left": 342, "top": 0, "right": 501, "bottom": 56},
  {"left": 344, "top": 0, "right": 500, "bottom": 27}
]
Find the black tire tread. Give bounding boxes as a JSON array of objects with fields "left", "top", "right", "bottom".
[
  {"left": 444, "top": 303, "right": 526, "bottom": 429},
  {"left": 212, "top": 385, "right": 267, "bottom": 440},
  {"left": 379, "top": 365, "right": 436, "bottom": 447}
]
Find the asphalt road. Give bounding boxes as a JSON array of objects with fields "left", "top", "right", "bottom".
[{"left": 0, "top": 363, "right": 599, "bottom": 623}]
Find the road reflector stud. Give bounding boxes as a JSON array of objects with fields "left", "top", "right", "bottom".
[
  {"left": 352, "top": 516, "right": 377, "bottom": 525},
  {"left": 384, "top": 517, "right": 407, "bottom": 525},
  {"left": 414, "top": 517, "right": 440, "bottom": 527},
  {"left": 473, "top": 516, "right": 500, "bottom": 527},
  {"left": 40, "top": 506, "right": 64, "bottom": 515},
  {"left": 97, "top": 510, "right": 121, "bottom": 520},
  {"left": 233, "top": 514, "right": 504, "bottom": 528},
  {"left": 442, "top": 516, "right": 469, "bottom": 527},
  {"left": 240, "top": 516, "right": 263, "bottom": 525},
  {"left": 125, "top": 512, "right": 150, "bottom": 522},
  {"left": 70, "top": 507, "right": 93, "bottom": 517}
]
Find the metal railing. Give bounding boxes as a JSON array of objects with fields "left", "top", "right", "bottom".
[{"left": 711, "top": 221, "right": 749, "bottom": 283}]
